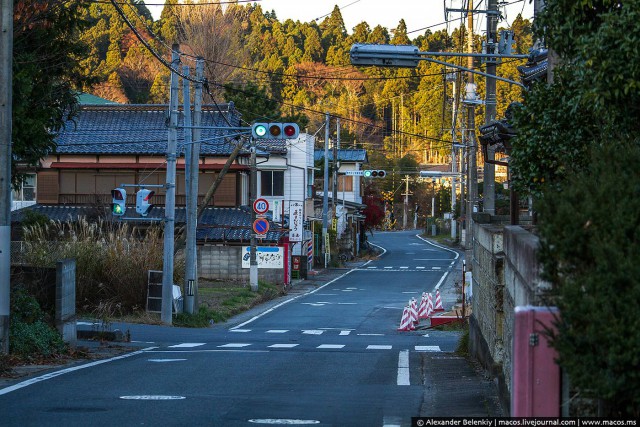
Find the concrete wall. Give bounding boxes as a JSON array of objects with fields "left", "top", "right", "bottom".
[
  {"left": 197, "top": 245, "right": 284, "bottom": 285},
  {"left": 469, "top": 222, "right": 545, "bottom": 414}
]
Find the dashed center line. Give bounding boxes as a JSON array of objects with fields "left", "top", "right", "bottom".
[
  {"left": 218, "top": 343, "right": 252, "bottom": 348},
  {"left": 317, "top": 344, "right": 345, "bottom": 349},
  {"left": 268, "top": 344, "right": 299, "bottom": 349},
  {"left": 168, "top": 343, "right": 205, "bottom": 348},
  {"left": 367, "top": 345, "right": 392, "bottom": 350},
  {"left": 266, "top": 330, "right": 288, "bottom": 334}
]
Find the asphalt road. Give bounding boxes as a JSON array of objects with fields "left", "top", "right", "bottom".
[{"left": 0, "top": 231, "right": 499, "bottom": 426}]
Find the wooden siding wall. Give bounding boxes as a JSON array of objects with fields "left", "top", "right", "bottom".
[{"left": 43, "top": 170, "right": 239, "bottom": 206}]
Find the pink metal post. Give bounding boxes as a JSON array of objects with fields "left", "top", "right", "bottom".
[{"left": 512, "top": 306, "right": 561, "bottom": 416}]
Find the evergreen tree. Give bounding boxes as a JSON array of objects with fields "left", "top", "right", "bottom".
[{"left": 11, "top": 0, "right": 92, "bottom": 184}]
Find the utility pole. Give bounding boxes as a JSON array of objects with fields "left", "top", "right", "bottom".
[
  {"left": 465, "top": 0, "right": 478, "bottom": 249},
  {"left": 161, "top": 46, "right": 180, "bottom": 325},
  {"left": 0, "top": 0, "right": 14, "bottom": 354},
  {"left": 249, "top": 137, "right": 258, "bottom": 291},
  {"left": 402, "top": 175, "right": 411, "bottom": 229},
  {"left": 332, "top": 119, "right": 338, "bottom": 211},
  {"left": 466, "top": 0, "right": 478, "bottom": 250},
  {"left": 483, "top": 0, "right": 498, "bottom": 215},
  {"left": 182, "top": 65, "right": 196, "bottom": 314},
  {"left": 322, "top": 113, "right": 330, "bottom": 268},
  {"left": 191, "top": 58, "right": 203, "bottom": 308},
  {"left": 450, "top": 75, "right": 459, "bottom": 240}
]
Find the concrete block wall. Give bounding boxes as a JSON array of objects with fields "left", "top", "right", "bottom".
[
  {"left": 470, "top": 223, "right": 544, "bottom": 414},
  {"left": 470, "top": 223, "right": 506, "bottom": 366},
  {"left": 197, "top": 245, "right": 283, "bottom": 285}
]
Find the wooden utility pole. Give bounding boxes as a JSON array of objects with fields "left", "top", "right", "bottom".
[{"left": 0, "top": 0, "right": 14, "bottom": 354}]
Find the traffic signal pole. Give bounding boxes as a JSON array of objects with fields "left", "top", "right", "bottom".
[
  {"left": 249, "top": 137, "right": 258, "bottom": 291},
  {"left": 183, "top": 65, "right": 196, "bottom": 314},
  {"left": 322, "top": 113, "right": 330, "bottom": 269}
]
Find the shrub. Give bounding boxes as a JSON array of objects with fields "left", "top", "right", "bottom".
[
  {"left": 537, "top": 144, "right": 640, "bottom": 417},
  {"left": 9, "top": 288, "right": 66, "bottom": 360}
]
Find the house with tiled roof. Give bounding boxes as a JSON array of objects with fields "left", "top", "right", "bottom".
[{"left": 11, "top": 103, "right": 318, "bottom": 284}]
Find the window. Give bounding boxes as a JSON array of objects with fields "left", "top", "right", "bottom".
[
  {"left": 261, "top": 170, "right": 284, "bottom": 197},
  {"left": 12, "top": 173, "right": 36, "bottom": 202}
]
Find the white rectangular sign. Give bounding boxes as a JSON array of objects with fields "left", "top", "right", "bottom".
[
  {"left": 344, "top": 171, "right": 364, "bottom": 176},
  {"left": 289, "top": 201, "right": 304, "bottom": 242},
  {"left": 271, "top": 199, "right": 284, "bottom": 222},
  {"left": 241, "top": 246, "right": 284, "bottom": 269}
]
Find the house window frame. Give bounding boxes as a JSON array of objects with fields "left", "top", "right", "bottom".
[
  {"left": 260, "top": 170, "right": 285, "bottom": 197},
  {"left": 12, "top": 173, "right": 36, "bottom": 202}
]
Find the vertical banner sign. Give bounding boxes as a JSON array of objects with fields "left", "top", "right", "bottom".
[
  {"left": 272, "top": 199, "right": 283, "bottom": 222},
  {"left": 289, "top": 201, "right": 303, "bottom": 242}
]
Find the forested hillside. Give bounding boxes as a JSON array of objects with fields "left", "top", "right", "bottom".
[{"left": 78, "top": 1, "right": 532, "bottom": 165}]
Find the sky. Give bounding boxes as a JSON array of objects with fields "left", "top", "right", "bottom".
[{"left": 146, "top": 0, "right": 534, "bottom": 35}]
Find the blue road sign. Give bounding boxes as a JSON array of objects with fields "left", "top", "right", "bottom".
[{"left": 253, "top": 218, "right": 269, "bottom": 235}]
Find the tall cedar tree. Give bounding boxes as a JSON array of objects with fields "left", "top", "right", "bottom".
[{"left": 12, "top": 0, "right": 92, "bottom": 186}]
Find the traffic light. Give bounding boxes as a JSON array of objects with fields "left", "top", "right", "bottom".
[
  {"left": 111, "top": 188, "right": 127, "bottom": 216},
  {"left": 251, "top": 122, "right": 299, "bottom": 139},
  {"left": 363, "top": 170, "right": 386, "bottom": 178},
  {"left": 136, "top": 189, "right": 154, "bottom": 217}
]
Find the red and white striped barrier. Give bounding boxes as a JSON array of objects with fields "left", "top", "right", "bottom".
[
  {"left": 434, "top": 289, "right": 444, "bottom": 311},
  {"left": 409, "top": 298, "right": 419, "bottom": 325},
  {"left": 418, "top": 292, "right": 429, "bottom": 319},
  {"left": 426, "top": 293, "right": 434, "bottom": 318},
  {"left": 397, "top": 306, "right": 412, "bottom": 331}
]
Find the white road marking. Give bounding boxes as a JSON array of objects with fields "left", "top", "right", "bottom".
[
  {"left": 416, "top": 267, "right": 425, "bottom": 269},
  {"left": 302, "top": 330, "right": 324, "bottom": 335},
  {"left": 432, "top": 267, "right": 442, "bottom": 270},
  {"left": 266, "top": 330, "right": 288, "bottom": 333},
  {"left": 249, "top": 419, "right": 320, "bottom": 425},
  {"left": 315, "top": 293, "right": 337, "bottom": 296},
  {"left": 148, "top": 359, "right": 186, "bottom": 363},
  {"left": 397, "top": 350, "right": 410, "bottom": 386},
  {"left": 337, "top": 302, "right": 357, "bottom": 305},
  {"left": 402, "top": 291, "right": 417, "bottom": 294},
  {"left": 358, "top": 333, "right": 384, "bottom": 336},
  {"left": 231, "top": 270, "right": 355, "bottom": 330},
  {"left": 367, "top": 266, "right": 377, "bottom": 269},
  {"left": 317, "top": 344, "right": 345, "bottom": 349},
  {"left": 230, "top": 329, "right": 251, "bottom": 333},
  {"left": 121, "top": 395, "right": 185, "bottom": 400},
  {"left": 346, "top": 287, "right": 358, "bottom": 290},
  {"left": 384, "top": 266, "right": 393, "bottom": 269},
  {"left": 218, "top": 343, "right": 252, "bottom": 348},
  {"left": 383, "top": 418, "right": 402, "bottom": 427},
  {"left": 415, "top": 345, "right": 441, "bottom": 352},
  {"left": 268, "top": 344, "right": 299, "bottom": 349},
  {"left": 341, "top": 289, "right": 353, "bottom": 292},
  {"left": 301, "top": 303, "right": 327, "bottom": 306},
  {"left": 423, "top": 334, "right": 430, "bottom": 338},
  {"left": 0, "top": 348, "right": 154, "bottom": 396},
  {"left": 169, "top": 343, "right": 205, "bottom": 348},
  {"left": 339, "top": 330, "right": 351, "bottom": 336},
  {"left": 399, "top": 266, "right": 409, "bottom": 269},
  {"left": 367, "top": 345, "right": 392, "bottom": 350}
]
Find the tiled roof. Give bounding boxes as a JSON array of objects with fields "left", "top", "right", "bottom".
[
  {"left": 11, "top": 205, "right": 286, "bottom": 243},
  {"left": 54, "top": 104, "right": 287, "bottom": 157},
  {"left": 314, "top": 149, "right": 368, "bottom": 163}
]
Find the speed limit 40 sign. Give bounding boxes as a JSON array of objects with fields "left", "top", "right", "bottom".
[{"left": 253, "top": 198, "right": 269, "bottom": 214}]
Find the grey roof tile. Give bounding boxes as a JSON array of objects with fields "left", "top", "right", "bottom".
[
  {"left": 11, "top": 205, "right": 286, "bottom": 243},
  {"left": 54, "top": 104, "right": 287, "bottom": 156},
  {"left": 314, "top": 149, "right": 368, "bottom": 162}
]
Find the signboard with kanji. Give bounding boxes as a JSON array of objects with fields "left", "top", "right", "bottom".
[
  {"left": 241, "top": 246, "right": 284, "bottom": 269},
  {"left": 289, "top": 201, "right": 303, "bottom": 242}
]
